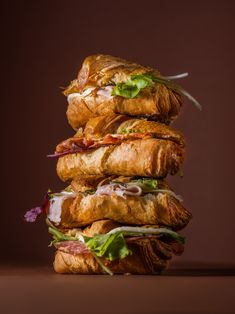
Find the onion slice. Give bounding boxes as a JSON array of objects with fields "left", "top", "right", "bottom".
[
  {"left": 165, "top": 72, "right": 189, "bottom": 80},
  {"left": 107, "top": 226, "right": 181, "bottom": 238}
]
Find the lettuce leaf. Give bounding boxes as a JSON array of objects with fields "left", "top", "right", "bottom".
[
  {"left": 48, "top": 221, "right": 185, "bottom": 263},
  {"left": 128, "top": 178, "right": 158, "bottom": 192},
  {"left": 63, "top": 71, "right": 201, "bottom": 110},
  {"left": 83, "top": 232, "right": 131, "bottom": 261},
  {"left": 111, "top": 72, "right": 202, "bottom": 110},
  {"left": 112, "top": 74, "right": 154, "bottom": 99},
  {"left": 48, "top": 226, "right": 78, "bottom": 246},
  {"left": 111, "top": 82, "right": 140, "bottom": 98},
  {"left": 129, "top": 74, "right": 154, "bottom": 89}
]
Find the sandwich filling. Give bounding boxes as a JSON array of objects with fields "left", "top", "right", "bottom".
[
  {"left": 48, "top": 130, "right": 184, "bottom": 158},
  {"left": 48, "top": 219, "right": 185, "bottom": 275},
  {"left": 64, "top": 71, "right": 201, "bottom": 110},
  {"left": 24, "top": 178, "right": 183, "bottom": 226},
  {"left": 67, "top": 85, "right": 114, "bottom": 103}
]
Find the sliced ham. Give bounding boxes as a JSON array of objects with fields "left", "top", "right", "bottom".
[{"left": 95, "top": 183, "right": 142, "bottom": 198}]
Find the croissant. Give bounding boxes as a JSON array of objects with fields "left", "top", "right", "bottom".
[
  {"left": 48, "top": 176, "right": 191, "bottom": 230},
  {"left": 56, "top": 138, "right": 184, "bottom": 181},
  {"left": 83, "top": 114, "right": 185, "bottom": 145},
  {"left": 64, "top": 54, "right": 182, "bottom": 129},
  {"left": 53, "top": 219, "right": 184, "bottom": 274},
  {"left": 53, "top": 115, "right": 185, "bottom": 181},
  {"left": 54, "top": 237, "right": 183, "bottom": 275}
]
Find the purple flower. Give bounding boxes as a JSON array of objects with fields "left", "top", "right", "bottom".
[
  {"left": 24, "top": 191, "right": 51, "bottom": 223},
  {"left": 24, "top": 207, "right": 42, "bottom": 222}
]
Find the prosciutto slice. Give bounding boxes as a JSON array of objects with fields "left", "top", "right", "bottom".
[{"left": 48, "top": 133, "right": 156, "bottom": 158}]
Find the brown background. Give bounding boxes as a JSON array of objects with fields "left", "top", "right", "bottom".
[{"left": 1, "top": 0, "right": 235, "bottom": 267}]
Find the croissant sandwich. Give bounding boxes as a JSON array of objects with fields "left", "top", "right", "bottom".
[
  {"left": 24, "top": 53, "right": 200, "bottom": 275},
  {"left": 25, "top": 177, "right": 188, "bottom": 275},
  {"left": 33, "top": 175, "right": 191, "bottom": 230},
  {"left": 64, "top": 54, "right": 184, "bottom": 129},
  {"left": 51, "top": 219, "right": 185, "bottom": 275},
  {"left": 50, "top": 115, "right": 185, "bottom": 181}
]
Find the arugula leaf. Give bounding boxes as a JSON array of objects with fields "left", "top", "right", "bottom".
[{"left": 83, "top": 232, "right": 131, "bottom": 261}]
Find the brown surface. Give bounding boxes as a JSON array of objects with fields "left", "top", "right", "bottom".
[
  {"left": 1, "top": 0, "right": 235, "bottom": 269},
  {"left": 0, "top": 266, "right": 235, "bottom": 314},
  {"left": 1, "top": 3, "right": 235, "bottom": 313}
]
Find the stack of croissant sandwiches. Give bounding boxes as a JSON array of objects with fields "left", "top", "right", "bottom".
[{"left": 25, "top": 54, "right": 200, "bottom": 275}]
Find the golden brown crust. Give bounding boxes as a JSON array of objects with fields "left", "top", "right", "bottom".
[
  {"left": 83, "top": 114, "right": 185, "bottom": 146},
  {"left": 54, "top": 250, "right": 160, "bottom": 274},
  {"left": 53, "top": 235, "right": 181, "bottom": 274},
  {"left": 70, "top": 174, "right": 107, "bottom": 193},
  {"left": 66, "top": 97, "right": 96, "bottom": 130},
  {"left": 65, "top": 54, "right": 182, "bottom": 129},
  {"left": 66, "top": 86, "right": 182, "bottom": 130},
  {"left": 56, "top": 139, "right": 185, "bottom": 181},
  {"left": 54, "top": 251, "right": 101, "bottom": 274},
  {"left": 76, "top": 54, "right": 150, "bottom": 90},
  {"left": 81, "top": 219, "right": 121, "bottom": 237},
  {"left": 54, "top": 250, "right": 157, "bottom": 274},
  {"left": 58, "top": 188, "right": 191, "bottom": 230},
  {"left": 84, "top": 114, "right": 130, "bottom": 139}
]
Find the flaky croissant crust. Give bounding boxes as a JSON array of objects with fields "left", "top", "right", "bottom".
[
  {"left": 56, "top": 138, "right": 185, "bottom": 181},
  {"left": 54, "top": 235, "right": 183, "bottom": 274},
  {"left": 55, "top": 177, "right": 191, "bottom": 230},
  {"left": 66, "top": 54, "right": 182, "bottom": 129}
]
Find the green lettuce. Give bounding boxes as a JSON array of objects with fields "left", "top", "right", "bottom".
[
  {"left": 111, "top": 72, "right": 202, "bottom": 110},
  {"left": 48, "top": 226, "right": 78, "bottom": 246},
  {"left": 128, "top": 178, "right": 158, "bottom": 192},
  {"left": 111, "top": 74, "right": 154, "bottom": 99},
  {"left": 111, "top": 82, "right": 139, "bottom": 98},
  {"left": 83, "top": 232, "right": 131, "bottom": 261},
  {"left": 129, "top": 74, "right": 154, "bottom": 89},
  {"left": 47, "top": 221, "right": 185, "bottom": 275},
  {"left": 47, "top": 221, "right": 131, "bottom": 261},
  {"left": 47, "top": 222, "right": 185, "bottom": 260}
]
